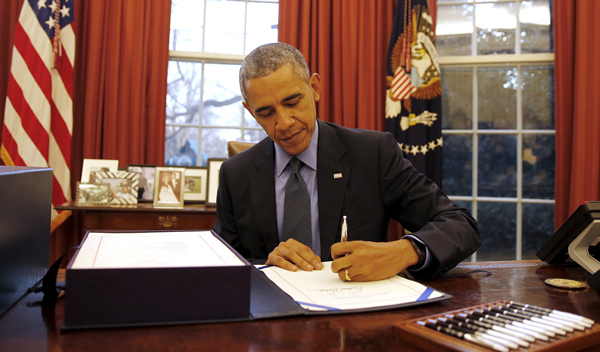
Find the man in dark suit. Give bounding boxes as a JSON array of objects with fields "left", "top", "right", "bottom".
[{"left": 215, "top": 43, "right": 481, "bottom": 281}]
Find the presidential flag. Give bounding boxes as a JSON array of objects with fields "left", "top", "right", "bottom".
[
  {"left": 1, "top": 0, "right": 75, "bottom": 231},
  {"left": 385, "top": 0, "right": 442, "bottom": 187}
]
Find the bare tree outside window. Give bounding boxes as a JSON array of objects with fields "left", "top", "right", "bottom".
[{"left": 166, "top": 0, "right": 277, "bottom": 166}]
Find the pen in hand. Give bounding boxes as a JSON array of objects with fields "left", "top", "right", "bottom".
[
  {"left": 341, "top": 215, "right": 351, "bottom": 281},
  {"left": 341, "top": 216, "right": 348, "bottom": 242}
]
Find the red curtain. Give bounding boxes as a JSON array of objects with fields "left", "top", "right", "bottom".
[
  {"left": 554, "top": 0, "right": 600, "bottom": 230},
  {"left": 73, "top": 0, "right": 170, "bottom": 175},
  {"left": 278, "top": 0, "right": 396, "bottom": 131},
  {"left": 278, "top": 0, "right": 436, "bottom": 131}
]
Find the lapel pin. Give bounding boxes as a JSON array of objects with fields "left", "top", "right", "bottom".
[{"left": 333, "top": 173, "right": 342, "bottom": 179}]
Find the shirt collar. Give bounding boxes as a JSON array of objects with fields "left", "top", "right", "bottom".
[{"left": 275, "top": 120, "right": 319, "bottom": 177}]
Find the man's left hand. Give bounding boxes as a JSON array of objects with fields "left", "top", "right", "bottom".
[{"left": 330, "top": 239, "right": 419, "bottom": 282}]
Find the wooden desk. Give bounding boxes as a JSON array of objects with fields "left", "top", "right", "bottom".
[
  {"left": 55, "top": 201, "right": 218, "bottom": 235},
  {"left": 1, "top": 261, "right": 599, "bottom": 351}
]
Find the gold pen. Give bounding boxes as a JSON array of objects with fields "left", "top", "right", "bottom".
[{"left": 341, "top": 215, "right": 348, "bottom": 242}]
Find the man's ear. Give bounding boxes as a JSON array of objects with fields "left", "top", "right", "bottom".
[
  {"left": 309, "top": 73, "right": 322, "bottom": 102},
  {"left": 242, "top": 101, "right": 254, "bottom": 117}
]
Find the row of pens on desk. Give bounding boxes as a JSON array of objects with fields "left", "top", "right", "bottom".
[{"left": 418, "top": 301, "right": 595, "bottom": 352}]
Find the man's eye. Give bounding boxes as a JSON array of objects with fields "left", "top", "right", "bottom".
[
  {"left": 259, "top": 110, "right": 274, "bottom": 117},
  {"left": 286, "top": 98, "right": 300, "bottom": 106}
]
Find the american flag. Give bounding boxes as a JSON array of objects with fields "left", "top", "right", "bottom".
[{"left": 1, "top": 0, "right": 75, "bottom": 230}]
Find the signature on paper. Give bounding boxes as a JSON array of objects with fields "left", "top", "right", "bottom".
[{"left": 309, "top": 287, "right": 393, "bottom": 300}]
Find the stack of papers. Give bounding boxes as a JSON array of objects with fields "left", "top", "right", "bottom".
[{"left": 259, "top": 262, "right": 445, "bottom": 312}]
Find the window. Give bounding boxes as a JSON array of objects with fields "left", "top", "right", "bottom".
[
  {"left": 437, "top": 0, "right": 555, "bottom": 261},
  {"left": 166, "top": 1, "right": 554, "bottom": 262},
  {"left": 166, "top": 0, "right": 279, "bottom": 166}
]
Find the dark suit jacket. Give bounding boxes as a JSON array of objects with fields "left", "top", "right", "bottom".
[{"left": 215, "top": 120, "right": 481, "bottom": 280}]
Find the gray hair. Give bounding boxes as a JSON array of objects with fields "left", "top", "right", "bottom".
[{"left": 239, "top": 43, "right": 311, "bottom": 100}]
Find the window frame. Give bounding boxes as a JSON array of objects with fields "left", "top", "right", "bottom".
[
  {"left": 167, "top": 0, "right": 279, "bottom": 166},
  {"left": 438, "top": 0, "right": 555, "bottom": 261},
  {"left": 167, "top": 52, "right": 263, "bottom": 165}
]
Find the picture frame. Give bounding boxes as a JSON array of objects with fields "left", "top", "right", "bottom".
[
  {"left": 127, "top": 165, "right": 156, "bottom": 202},
  {"left": 75, "top": 182, "right": 111, "bottom": 205},
  {"left": 153, "top": 167, "right": 186, "bottom": 208},
  {"left": 81, "top": 159, "right": 119, "bottom": 183},
  {"left": 183, "top": 167, "right": 208, "bottom": 203},
  {"left": 206, "top": 158, "right": 226, "bottom": 207},
  {"left": 94, "top": 171, "right": 139, "bottom": 205}
]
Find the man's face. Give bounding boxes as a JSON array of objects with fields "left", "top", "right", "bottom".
[{"left": 242, "top": 65, "right": 321, "bottom": 156}]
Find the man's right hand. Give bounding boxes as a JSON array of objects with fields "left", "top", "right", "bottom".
[{"left": 265, "top": 239, "right": 324, "bottom": 272}]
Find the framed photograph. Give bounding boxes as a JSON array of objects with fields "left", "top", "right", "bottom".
[
  {"left": 127, "top": 165, "right": 156, "bottom": 202},
  {"left": 81, "top": 159, "right": 119, "bottom": 183},
  {"left": 153, "top": 167, "right": 186, "bottom": 207},
  {"left": 75, "top": 182, "right": 111, "bottom": 205},
  {"left": 206, "top": 158, "right": 226, "bottom": 207},
  {"left": 184, "top": 167, "right": 208, "bottom": 203},
  {"left": 94, "top": 171, "right": 139, "bottom": 205}
]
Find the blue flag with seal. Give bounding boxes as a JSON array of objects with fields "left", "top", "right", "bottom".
[{"left": 385, "top": 0, "right": 442, "bottom": 187}]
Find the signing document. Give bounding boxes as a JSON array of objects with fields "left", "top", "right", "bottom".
[
  {"left": 71, "top": 231, "right": 245, "bottom": 269},
  {"left": 259, "top": 262, "right": 446, "bottom": 311}
]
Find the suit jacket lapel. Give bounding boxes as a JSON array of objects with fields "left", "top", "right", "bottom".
[
  {"left": 250, "top": 140, "right": 279, "bottom": 255},
  {"left": 316, "top": 120, "right": 350, "bottom": 260}
]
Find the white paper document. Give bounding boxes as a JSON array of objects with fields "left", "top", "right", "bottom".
[
  {"left": 71, "top": 231, "right": 245, "bottom": 269},
  {"left": 259, "top": 262, "right": 444, "bottom": 311}
]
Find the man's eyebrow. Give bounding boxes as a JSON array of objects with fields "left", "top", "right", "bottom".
[
  {"left": 255, "top": 93, "right": 303, "bottom": 114},
  {"left": 282, "top": 93, "right": 303, "bottom": 103}
]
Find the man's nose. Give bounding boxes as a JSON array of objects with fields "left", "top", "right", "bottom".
[{"left": 275, "top": 111, "right": 295, "bottom": 130}]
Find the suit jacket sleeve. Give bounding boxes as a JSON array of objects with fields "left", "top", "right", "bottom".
[{"left": 376, "top": 132, "right": 481, "bottom": 280}]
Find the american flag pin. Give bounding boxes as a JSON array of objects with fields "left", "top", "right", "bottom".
[{"left": 334, "top": 173, "right": 342, "bottom": 179}]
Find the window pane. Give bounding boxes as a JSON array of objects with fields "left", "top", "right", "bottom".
[
  {"left": 476, "top": 2, "right": 517, "bottom": 55},
  {"left": 205, "top": 0, "right": 245, "bottom": 54},
  {"left": 203, "top": 63, "right": 243, "bottom": 127},
  {"left": 443, "top": 134, "right": 473, "bottom": 196},
  {"left": 170, "top": 0, "right": 204, "bottom": 51},
  {"left": 165, "top": 126, "right": 200, "bottom": 166},
  {"left": 523, "top": 134, "right": 555, "bottom": 199},
  {"left": 441, "top": 67, "right": 473, "bottom": 129},
  {"left": 202, "top": 128, "right": 242, "bottom": 160},
  {"left": 437, "top": 5, "right": 473, "bottom": 56},
  {"left": 478, "top": 67, "right": 517, "bottom": 130},
  {"left": 522, "top": 65, "right": 554, "bottom": 130},
  {"left": 520, "top": 1, "right": 552, "bottom": 53},
  {"left": 477, "top": 202, "right": 517, "bottom": 261},
  {"left": 522, "top": 202, "right": 554, "bottom": 259},
  {"left": 167, "top": 61, "right": 202, "bottom": 125},
  {"left": 244, "top": 129, "right": 268, "bottom": 142},
  {"left": 246, "top": 2, "right": 279, "bottom": 54},
  {"left": 478, "top": 134, "right": 517, "bottom": 198}
]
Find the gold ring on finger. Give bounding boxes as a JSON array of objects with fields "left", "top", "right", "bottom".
[{"left": 345, "top": 269, "right": 351, "bottom": 282}]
